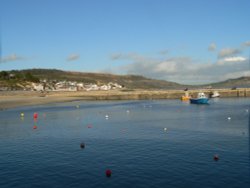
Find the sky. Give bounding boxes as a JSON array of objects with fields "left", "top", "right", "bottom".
[{"left": 0, "top": 0, "right": 250, "bottom": 84}]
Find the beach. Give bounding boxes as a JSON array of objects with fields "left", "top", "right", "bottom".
[{"left": 1, "top": 88, "right": 250, "bottom": 110}]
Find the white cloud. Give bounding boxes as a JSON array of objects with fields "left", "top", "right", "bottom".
[
  {"left": 218, "top": 48, "right": 241, "bottom": 58},
  {"left": 208, "top": 43, "right": 217, "bottom": 51},
  {"left": 217, "top": 56, "right": 247, "bottom": 65},
  {"left": 111, "top": 52, "right": 249, "bottom": 84},
  {"left": 224, "top": 56, "right": 246, "bottom": 62},
  {"left": 67, "top": 54, "right": 80, "bottom": 61},
  {"left": 0, "top": 54, "right": 26, "bottom": 63},
  {"left": 242, "top": 41, "right": 250, "bottom": 47}
]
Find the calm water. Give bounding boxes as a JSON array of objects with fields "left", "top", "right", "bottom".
[{"left": 0, "top": 98, "right": 249, "bottom": 188}]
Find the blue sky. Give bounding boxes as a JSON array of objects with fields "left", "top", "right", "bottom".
[{"left": 1, "top": 0, "right": 250, "bottom": 84}]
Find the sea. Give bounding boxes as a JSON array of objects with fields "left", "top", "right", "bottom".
[{"left": 0, "top": 98, "right": 249, "bottom": 188}]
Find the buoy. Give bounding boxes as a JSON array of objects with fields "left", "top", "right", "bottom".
[
  {"left": 33, "top": 125, "right": 37, "bottom": 129},
  {"left": 227, "top": 117, "right": 231, "bottom": 120},
  {"left": 213, "top": 154, "right": 219, "bottom": 161},
  {"left": 33, "top": 113, "right": 38, "bottom": 119},
  {"left": 76, "top": 105, "right": 79, "bottom": 109},
  {"left": 20, "top": 113, "right": 24, "bottom": 117},
  {"left": 126, "top": 110, "right": 130, "bottom": 113},
  {"left": 80, "top": 142, "right": 85, "bottom": 149},
  {"left": 106, "top": 169, "right": 112, "bottom": 177},
  {"left": 164, "top": 128, "right": 167, "bottom": 131}
]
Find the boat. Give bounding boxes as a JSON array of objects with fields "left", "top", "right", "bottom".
[
  {"left": 209, "top": 91, "right": 220, "bottom": 98},
  {"left": 181, "top": 91, "right": 191, "bottom": 101},
  {"left": 190, "top": 92, "right": 209, "bottom": 104},
  {"left": 181, "top": 95, "right": 190, "bottom": 101}
]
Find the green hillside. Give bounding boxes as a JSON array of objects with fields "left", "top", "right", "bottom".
[
  {"left": 0, "top": 69, "right": 184, "bottom": 90},
  {"left": 1, "top": 69, "right": 250, "bottom": 90},
  {"left": 208, "top": 76, "right": 250, "bottom": 88}
]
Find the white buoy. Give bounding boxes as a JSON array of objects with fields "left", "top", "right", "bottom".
[
  {"left": 228, "top": 117, "right": 231, "bottom": 120},
  {"left": 164, "top": 128, "right": 167, "bottom": 131},
  {"left": 126, "top": 110, "right": 130, "bottom": 113}
]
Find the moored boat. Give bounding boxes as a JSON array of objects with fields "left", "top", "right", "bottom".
[
  {"left": 181, "top": 91, "right": 191, "bottom": 101},
  {"left": 209, "top": 91, "right": 220, "bottom": 98},
  {"left": 181, "top": 95, "right": 191, "bottom": 101},
  {"left": 190, "top": 92, "right": 209, "bottom": 104}
]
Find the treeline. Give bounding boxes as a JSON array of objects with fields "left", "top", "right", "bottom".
[{"left": 0, "top": 70, "right": 40, "bottom": 83}]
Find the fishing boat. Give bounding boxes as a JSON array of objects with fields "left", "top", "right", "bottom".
[
  {"left": 190, "top": 92, "right": 209, "bottom": 104},
  {"left": 181, "top": 95, "right": 190, "bottom": 101},
  {"left": 181, "top": 91, "right": 191, "bottom": 101}
]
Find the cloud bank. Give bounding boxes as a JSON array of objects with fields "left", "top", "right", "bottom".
[{"left": 111, "top": 52, "right": 249, "bottom": 85}]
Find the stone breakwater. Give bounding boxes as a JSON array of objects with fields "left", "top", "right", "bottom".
[
  {"left": 50, "top": 88, "right": 250, "bottom": 100},
  {"left": 1, "top": 89, "right": 250, "bottom": 110}
]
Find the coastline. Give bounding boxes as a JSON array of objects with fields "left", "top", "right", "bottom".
[{"left": 1, "top": 88, "right": 250, "bottom": 110}]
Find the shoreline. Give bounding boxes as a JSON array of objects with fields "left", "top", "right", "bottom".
[{"left": 1, "top": 89, "right": 250, "bottom": 110}]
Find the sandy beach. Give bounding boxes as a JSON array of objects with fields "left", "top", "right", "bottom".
[
  {"left": 0, "top": 90, "right": 180, "bottom": 110},
  {"left": 1, "top": 89, "right": 250, "bottom": 110}
]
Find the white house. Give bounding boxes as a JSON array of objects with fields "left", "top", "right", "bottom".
[{"left": 33, "top": 83, "right": 44, "bottom": 91}]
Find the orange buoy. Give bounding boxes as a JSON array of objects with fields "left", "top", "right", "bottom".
[
  {"left": 33, "top": 125, "right": 37, "bottom": 129},
  {"left": 33, "top": 113, "right": 38, "bottom": 119},
  {"left": 106, "top": 169, "right": 112, "bottom": 177},
  {"left": 213, "top": 154, "right": 219, "bottom": 161}
]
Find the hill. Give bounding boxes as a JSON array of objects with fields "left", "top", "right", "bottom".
[
  {"left": 0, "top": 69, "right": 184, "bottom": 90},
  {"left": 1, "top": 69, "right": 250, "bottom": 90},
  {"left": 208, "top": 76, "right": 250, "bottom": 88}
]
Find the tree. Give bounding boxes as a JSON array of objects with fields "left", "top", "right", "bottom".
[
  {"left": 0, "top": 71, "right": 9, "bottom": 80},
  {"left": 24, "top": 72, "right": 40, "bottom": 83}
]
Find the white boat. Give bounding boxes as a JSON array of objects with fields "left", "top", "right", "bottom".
[{"left": 210, "top": 91, "right": 220, "bottom": 98}]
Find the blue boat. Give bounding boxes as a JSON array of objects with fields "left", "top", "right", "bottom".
[{"left": 190, "top": 92, "right": 209, "bottom": 104}]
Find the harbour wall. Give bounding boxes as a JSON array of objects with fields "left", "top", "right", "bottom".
[{"left": 61, "top": 88, "right": 250, "bottom": 100}]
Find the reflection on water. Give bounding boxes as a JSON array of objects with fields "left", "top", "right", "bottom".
[{"left": 0, "top": 98, "right": 249, "bottom": 188}]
